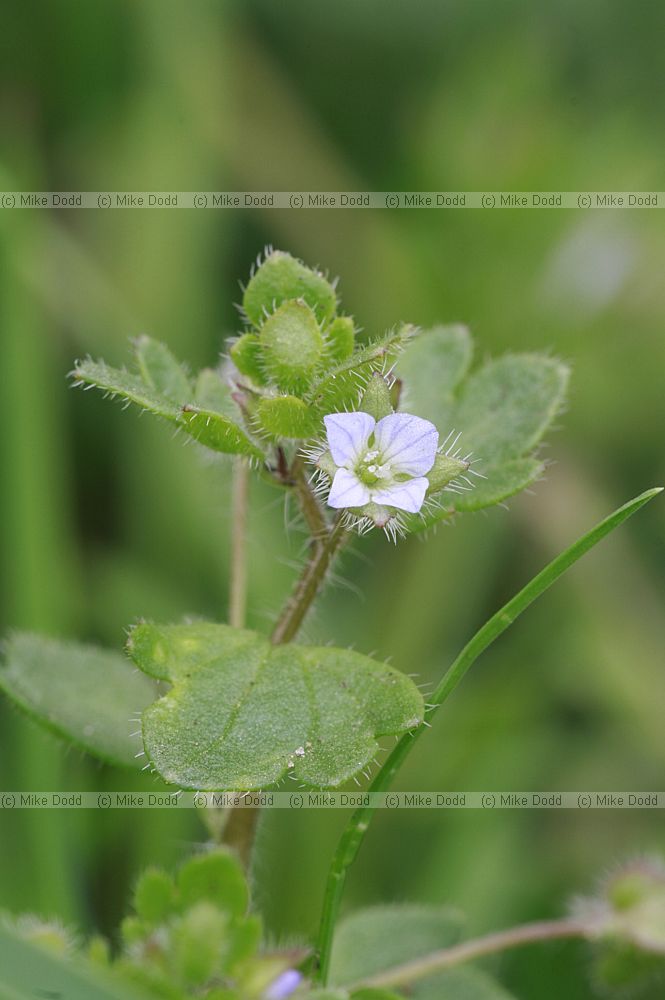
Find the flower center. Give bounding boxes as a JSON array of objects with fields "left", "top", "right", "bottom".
[{"left": 356, "top": 449, "right": 393, "bottom": 486}]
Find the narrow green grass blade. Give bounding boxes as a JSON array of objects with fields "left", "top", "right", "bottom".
[{"left": 313, "top": 487, "right": 663, "bottom": 985}]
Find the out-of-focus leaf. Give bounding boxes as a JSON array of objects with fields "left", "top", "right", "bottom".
[
  {"left": 397, "top": 324, "right": 473, "bottom": 429},
  {"left": 0, "top": 633, "right": 156, "bottom": 768},
  {"left": 0, "top": 921, "right": 152, "bottom": 1000},
  {"left": 329, "top": 905, "right": 463, "bottom": 987},
  {"left": 453, "top": 355, "right": 569, "bottom": 467},
  {"left": 127, "top": 622, "right": 424, "bottom": 790},
  {"left": 412, "top": 966, "right": 517, "bottom": 999}
]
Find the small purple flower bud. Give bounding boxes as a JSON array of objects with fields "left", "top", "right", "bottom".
[{"left": 264, "top": 968, "right": 303, "bottom": 999}]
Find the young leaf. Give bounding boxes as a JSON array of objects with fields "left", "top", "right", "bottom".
[
  {"left": 396, "top": 324, "right": 473, "bottom": 429},
  {"left": 329, "top": 905, "right": 463, "bottom": 987},
  {"left": 308, "top": 325, "right": 416, "bottom": 416},
  {"left": 194, "top": 367, "right": 235, "bottom": 415},
  {"left": 180, "top": 406, "right": 264, "bottom": 459},
  {"left": 0, "top": 633, "right": 156, "bottom": 768},
  {"left": 133, "top": 335, "right": 192, "bottom": 403},
  {"left": 71, "top": 358, "right": 181, "bottom": 421},
  {"left": 127, "top": 622, "right": 424, "bottom": 790},
  {"left": 243, "top": 248, "right": 338, "bottom": 326}
]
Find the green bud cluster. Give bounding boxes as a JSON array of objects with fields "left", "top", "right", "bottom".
[
  {"left": 110, "top": 850, "right": 294, "bottom": 999},
  {"left": 229, "top": 249, "right": 409, "bottom": 442}
]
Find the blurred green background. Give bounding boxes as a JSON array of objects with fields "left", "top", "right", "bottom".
[{"left": 1, "top": 2, "right": 664, "bottom": 997}]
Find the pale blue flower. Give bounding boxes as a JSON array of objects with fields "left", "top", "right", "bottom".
[
  {"left": 264, "top": 968, "right": 302, "bottom": 999},
  {"left": 323, "top": 411, "right": 438, "bottom": 514}
]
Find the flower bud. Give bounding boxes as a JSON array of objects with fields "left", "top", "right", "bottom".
[
  {"left": 243, "top": 249, "right": 337, "bottom": 327},
  {"left": 426, "top": 453, "right": 470, "bottom": 493},
  {"left": 260, "top": 301, "right": 324, "bottom": 395},
  {"left": 326, "top": 315, "right": 355, "bottom": 361},
  {"left": 360, "top": 373, "right": 393, "bottom": 421},
  {"left": 230, "top": 333, "right": 267, "bottom": 385}
]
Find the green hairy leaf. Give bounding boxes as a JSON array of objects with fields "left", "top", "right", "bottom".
[
  {"left": 329, "top": 905, "right": 463, "bottom": 987},
  {"left": 180, "top": 406, "right": 263, "bottom": 459},
  {"left": 397, "top": 324, "right": 473, "bottom": 430},
  {"left": 308, "top": 325, "right": 416, "bottom": 416},
  {"left": 257, "top": 395, "right": 322, "bottom": 439},
  {"left": 72, "top": 358, "right": 181, "bottom": 421},
  {"left": 454, "top": 354, "right": 570, "bottom": 467},
  {"left": 133, "top": 334, "right": 192, "bottom": 403},
  {"left": 0, "top": 633, "right": 156, "bottom": 768},
  {"left": 72, "top": 351, "right": 264, "bottom": 460},
  {"left": 395, "top": 328, "right": 569, "bottom": 527},
  {"left": 127, "top": 622, "right": 424, "bottom": 790}
]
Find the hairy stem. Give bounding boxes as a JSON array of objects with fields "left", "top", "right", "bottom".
[
  {"left": 229, "top": 458, "right": 250, "bottom": 630},
  {"left": 290, "top": 455, "right": 329, "bottom": 540},
  {"left": 271, "top": 513, "right": 348, "bottom": 645},
  {"left": 221, "top": 457, "right": 348, "bottom": 859},
  {"left": 313, "top": 488, "right": 662, "bottom": 984},
  {"left": 355, "top": 918, "right": 589, "bottom": 991}
]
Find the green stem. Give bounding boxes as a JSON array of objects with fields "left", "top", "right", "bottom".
[
  {"left": 229, "top": 458, "right": 250, "bottom": 630},
  {"left": 313, "top": 487, "right": 662, "bottom": 984},
  {"left": 271, "top": 513, "right": 348, "bottom": 645},
  {"left": 355, "top": 918, "right": 588, "bottom": 991}
]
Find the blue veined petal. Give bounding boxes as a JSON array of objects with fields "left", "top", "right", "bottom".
[
  {"left": 374, "top": 412, "right": 438, "bottom": 476},
  {"left": 327, "top": 468, "right": 372, "bottom": 508},
  {"left": 324, "top": 411, "right": 375, "bottom": 468},
  {"left": 372, "top": 476, "right": 429, "bottom": 513}
]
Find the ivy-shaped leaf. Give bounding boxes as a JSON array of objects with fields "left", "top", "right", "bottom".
[
  {"left": 396, "top": 331, "right": 569, "bottom": 527},
  {"left": 127, "top": 623, "right": 424, "bottom": 790},
  {"left": 397, "top": 324, "right": 473, "bottom": 430},
  {"left": 0, "top": 633, "right": 156, "bottom": 768}
]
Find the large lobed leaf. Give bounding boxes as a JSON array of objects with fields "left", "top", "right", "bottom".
[
  {"left": 0, "top": 633, "right": 156, "bottom": 768},
  {"left": 127, "top": 622, "right": 424, "bottom": 790}
]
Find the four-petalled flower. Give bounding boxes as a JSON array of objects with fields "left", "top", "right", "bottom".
[{"left": 323, "top": 411, "right": 438, "bottom": 514}]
